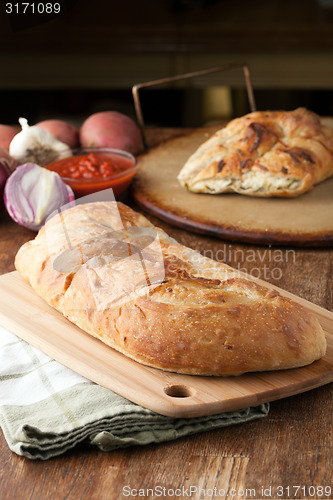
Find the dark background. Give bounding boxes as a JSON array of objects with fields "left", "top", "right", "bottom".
[{"left": 1, "top": 0, "right": 333, "bottom": 128}]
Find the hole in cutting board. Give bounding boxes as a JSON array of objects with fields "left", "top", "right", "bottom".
[{"left": 164, "top": 384, "right": 195, "bottom": 398}]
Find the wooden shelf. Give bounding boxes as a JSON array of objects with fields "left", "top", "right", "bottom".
[{"left": 0, "top": 0, "right": 333, "bottom": 89}]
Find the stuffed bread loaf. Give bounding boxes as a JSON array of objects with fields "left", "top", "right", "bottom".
[
  {"left": 15, "top": 201, "right": 326, "bottom": 375},
  {"left": 178, "top": 107, "right": 333, "bottom": 197}
]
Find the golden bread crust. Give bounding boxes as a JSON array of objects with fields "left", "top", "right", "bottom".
[
  {"left": 178, "top": 108, "right": 333, "bottom": 197},
  {"left": 15, "top": 201, "right": 326, "bottom": 375}
]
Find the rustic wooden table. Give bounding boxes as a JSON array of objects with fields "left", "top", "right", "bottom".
[{"left": 0, "top": 130, "right": 332, "bottom": 500}]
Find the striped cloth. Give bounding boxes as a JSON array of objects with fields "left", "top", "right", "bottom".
[{"left": 0, "top": 326, "right": 269, "bottom": 460}]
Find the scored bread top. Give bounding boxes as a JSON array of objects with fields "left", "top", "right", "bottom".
[
  {"left": 15, "top": 201, "right": 326, "bottom": 375},
  {"left": 178, "top": 108, "right": 333, "bottom": 197}
]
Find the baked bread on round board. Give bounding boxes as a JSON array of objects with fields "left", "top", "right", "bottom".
[
  {"left": 15, "top": 201, "right": 326, "bottom": 376},
  {"left": 178, "top": 108, "right": 333, "bottom": 197}
]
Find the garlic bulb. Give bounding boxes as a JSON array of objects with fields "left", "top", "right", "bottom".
[{"left": 9, "top": 117, "right": 72, "bottom": 167}]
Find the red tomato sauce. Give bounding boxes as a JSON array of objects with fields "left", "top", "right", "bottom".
[
  {"left": 47, "top": 153, "right": 136, "bottom": 197},
  {"left": 48, "top": 153, "right": 131, "bottom": 179}
]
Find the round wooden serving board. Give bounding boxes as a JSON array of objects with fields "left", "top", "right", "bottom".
[{"left": 132, "top": 125, "right": 333, "bottom": 246}]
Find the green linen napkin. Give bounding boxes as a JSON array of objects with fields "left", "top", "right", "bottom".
[{"left": 0, "top": 326, "right": 269, "bottom": 460}]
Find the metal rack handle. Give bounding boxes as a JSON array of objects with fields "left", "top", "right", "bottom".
[{"left": 132, "top": 62, "right": 256, "bottom": 149}]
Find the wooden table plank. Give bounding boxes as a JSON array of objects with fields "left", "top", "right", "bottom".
[{"left": 0, "top": 129, "right": 332, "bottom": 499}]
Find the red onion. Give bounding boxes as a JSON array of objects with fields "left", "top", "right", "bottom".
[
  {"left": 0, "top": 165, "right": 8, "bottom": 209},
  {"left": 0, "top": 148, "right": 17, "bottom": 209},
  {"left": 4, "top": 163, "right": 74, "bottom": 230}
]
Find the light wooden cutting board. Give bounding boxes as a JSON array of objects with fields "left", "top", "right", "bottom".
[{"left": 0, "top": 271, "right": 332, "bottom": 418}]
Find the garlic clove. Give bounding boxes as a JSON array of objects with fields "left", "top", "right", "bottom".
[{"left": 9, "top": 117, "right": 72, "bottom": 167}]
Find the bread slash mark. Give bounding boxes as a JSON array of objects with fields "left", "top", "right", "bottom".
[
  {"left": 240, "top": 159, "right": 253, "bottom": 170},
  {"left": 217, "top": 160, "right": 225, "bottom": 172},
  {"left": 282, "top": 148, "right": 315, "bottom": 165},
  {"left": 63, "top": 272, "right": 75, "bottom": 292},
  {"left": 247, "top": 122, "right": 267, "bottom": 152}
]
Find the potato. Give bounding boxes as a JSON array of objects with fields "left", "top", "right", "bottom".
[
  {"left": 0, "top": 125, "right": 18, "bottom": 151},
  {"left": 0, "top": 147, "right": 17, "bottom": 173},
  {"left": 80, "top": 111, "right": 143, "bottom": 155},
  {"left": 35, "top": 120, "right": 80, "bottom": 149}
]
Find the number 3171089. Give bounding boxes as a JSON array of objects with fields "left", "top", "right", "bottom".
[{"left": 5, "top": 3, "right": 61, "bottom": 14}]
